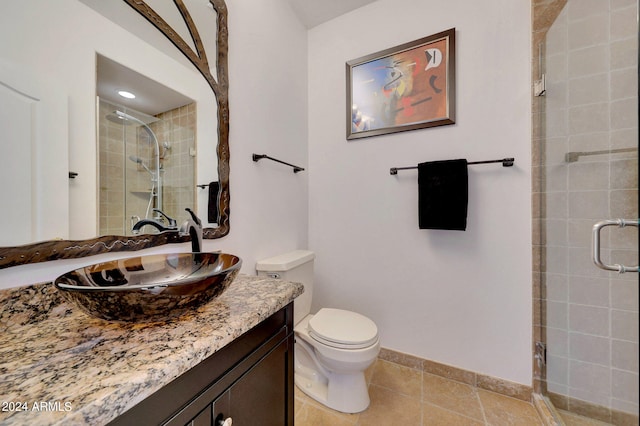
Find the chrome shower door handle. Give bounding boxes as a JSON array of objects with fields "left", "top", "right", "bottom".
[{"left": 592, "top": 219, "right": 640, "bottom": 273}]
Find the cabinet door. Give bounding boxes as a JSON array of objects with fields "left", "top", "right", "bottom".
[
  {"left": 211, "top": 391, "right": 230, "bottom": 426},
  {"left": 189, "top": 404, "right": 213, "bottom": 426},
  {"left": 224, "top": 339, "right": 292, "bottom": 425},
  {"left": 187, "top": 389, "right": 231, "bottom": 426}
]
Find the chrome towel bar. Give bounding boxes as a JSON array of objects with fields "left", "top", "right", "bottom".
[{"left": 565, "top": 147, "right": 636, "bottom": 163}]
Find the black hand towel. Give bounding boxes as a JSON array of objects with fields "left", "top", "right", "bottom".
[
  {"left": 418, "top": 159, "right": 468, "bottom": 231},
  {"left": 207, "top": 181, "right": 220, "bottom": 223}
]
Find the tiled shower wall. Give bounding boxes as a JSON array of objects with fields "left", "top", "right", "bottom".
[
  {"left": 150, "top": 103, "right": 196, "bottom": 223},
  {"left": 98, "top": 101, "right": 196, "bottom": 235},
  {"left": 533, "top": 0, "right": 639, "bottom": 422}
]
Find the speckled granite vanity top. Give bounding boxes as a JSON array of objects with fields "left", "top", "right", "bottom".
[{"left": 0, "top": 274, "right": 303, "bottom": 426}]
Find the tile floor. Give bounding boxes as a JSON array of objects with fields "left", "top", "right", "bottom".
[
  {"left": 559, "top": 411, "right": 616, "bottom": 426},
  {"left": 294, "top": 358, "right": 545, "bottom": 425}
]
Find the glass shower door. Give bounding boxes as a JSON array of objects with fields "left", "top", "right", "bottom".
[{"left": 539, "top": 0, "right": 639, "bottom": 423}]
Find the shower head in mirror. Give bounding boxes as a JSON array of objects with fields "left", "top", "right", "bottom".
[
  {"left": 128, "top": 155, "right": 153, "bottom": 176},
  {"left": 105, "top": 110, "right": 159, "bottom": 150},
  {"left": 106, "top": 109, "right": 157, "bottom": 124},
  {"left": 105, "top": 111, "right": 135, "bottom": 125},
  {"left": 115, "top": 110, "right": 142, "bottom": 124}
]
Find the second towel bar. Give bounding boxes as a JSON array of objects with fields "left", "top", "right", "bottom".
[
  {"left": 390, "top": 158, "right": 514, "bottom": 175},
  {"left": 253, "top": 154, "right": 305, "bottom": 173}
]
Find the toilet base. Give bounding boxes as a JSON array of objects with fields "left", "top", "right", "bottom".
[{"left": 295, "top": 342, "right": 371, "bottom": 413}]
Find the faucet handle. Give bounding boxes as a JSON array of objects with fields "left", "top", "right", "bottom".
[
  {"left": 185, "top": 208, "right": 202, "bottom": 227},
  {"left": 153, "top": 209, "right": 177, "bottom": 229}
]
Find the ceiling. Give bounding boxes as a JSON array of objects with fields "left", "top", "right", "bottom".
[
  {"left": 89, "top": 0, "right": 379, "bottom": 115},
  {"left": 287, "top": 0, "right": 378, "bottom": 28},
  {"left": 97, "top": 55, "right": 194, "bottom": 116}
]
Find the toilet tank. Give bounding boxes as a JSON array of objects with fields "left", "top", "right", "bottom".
[{"left": 256, "top": 250, "right": 315, "bottom": 325}]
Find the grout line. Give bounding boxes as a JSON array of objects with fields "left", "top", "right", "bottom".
[
  {"left": 477, "top": 390, "right": 490, "bottom": 425},
  {"left": 419, "top": 368, "right": 424, "bottom": 425}
]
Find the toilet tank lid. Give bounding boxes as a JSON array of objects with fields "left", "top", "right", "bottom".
[{"left": 256, "top": 250, "right": 315, "bottom": 272}]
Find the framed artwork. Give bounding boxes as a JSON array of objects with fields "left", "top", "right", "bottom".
[{"left": 346, "top": 28, "right": 455, "bottom": 140}]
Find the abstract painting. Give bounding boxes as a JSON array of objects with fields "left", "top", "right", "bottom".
[{"left": 346, "top": 28, "right": 455, "bottom": 140}]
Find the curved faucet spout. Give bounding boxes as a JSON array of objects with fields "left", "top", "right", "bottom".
[
  {"left": 132, "top": 218, "right": 171, "bottom": 234},
  {"left": 132, "top": 209, "right": 178, "bottom": 235},
  {"left": 179, "top": 208, "right": 203, "bottom": 252}
]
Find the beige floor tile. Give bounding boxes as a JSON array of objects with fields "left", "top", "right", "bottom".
[
  {"left": 295, "top": 403, "right": 358, "bottom": 426},
  {"left": 293, "top": 358, "right": 551, "bottom": 426},
  {"left": 295, "top": 386, "right": 320, "bottom": 407},
  {"left": 478, "top": 389, "right": 543, "bottom": 426},
  {"left": 370, "top": 359, "right": 422, "bottom": 399},
  {"left": 357, "top": 384, "right": 422, "bottom": 426},
  {"left": 423, "top": 373, "right": 484, "bottom": 421},
  {"left": 423, "top": 402, "right": 485, "bottom": 426},
  {"left": 295, "top": 396, "right": 304, "bottom": 415},
  {"left": 559, "top": 410, "right": 614, "bottom": 426},
  {"left": 295, "top": 386, "right": 361, "bottom": 424}
]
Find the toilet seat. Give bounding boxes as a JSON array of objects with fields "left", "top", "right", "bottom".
[{"left": 308, "top": 308, "right": 378, "bottom": 349}]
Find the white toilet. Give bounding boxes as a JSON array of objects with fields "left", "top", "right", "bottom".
[{"left": 256, "top": 250, "right": 380, "bottom": 414}]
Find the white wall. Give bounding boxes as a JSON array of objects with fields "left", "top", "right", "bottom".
[
  {"left": 203, "top": 0, "right": 310, "bottom": 272},
  {"left": 0, "top": 0, "right": 308, "bottom": 287},
  {"left": 307, "top": 0, "right": 532, "bottom": 385}
]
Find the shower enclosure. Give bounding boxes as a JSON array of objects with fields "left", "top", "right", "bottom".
[
  {"left": 533, "top": 0, "right": 639, "bottom": 424},
  {"left": 98, "top": 98, "right": 196, "bottom": 236}
]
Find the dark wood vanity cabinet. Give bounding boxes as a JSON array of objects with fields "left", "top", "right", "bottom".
[
  {"left": 187, "top": 338, "right": 289, "bottom": 426},
  {"left": 108, "top": 303, "right": 295, "bottom": 426}
]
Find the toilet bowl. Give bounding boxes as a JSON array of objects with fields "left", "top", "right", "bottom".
[
  {"left": 294, "top": 308, "right": 380, "bottom": 413},
  {"left": 256, "top": 251, "right": 380, "bottom": 414}
]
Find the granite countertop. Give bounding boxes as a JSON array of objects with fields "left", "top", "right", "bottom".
[{"left": 0, "top": 274, "right": 303, "bottom": 426}]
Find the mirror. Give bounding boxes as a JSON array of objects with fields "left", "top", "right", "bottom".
[{"left": 0, "top": 0, "right": 229, "bottom": 269}]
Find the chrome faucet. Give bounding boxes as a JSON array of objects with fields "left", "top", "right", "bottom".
[
  {"left": 179, "top": 208, "right": 203, "bottom": 253},
  {"left": 131, "top": 209, "right": 177, "bottom": 234}
]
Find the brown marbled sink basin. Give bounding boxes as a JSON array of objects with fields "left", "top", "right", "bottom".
[{"left": 54, "top": 252, "right": 241, "bottom": 322}]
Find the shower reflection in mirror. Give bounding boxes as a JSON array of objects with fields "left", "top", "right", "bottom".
[{"left": 98, "top": 98, "right": 196, "bottom": 236}]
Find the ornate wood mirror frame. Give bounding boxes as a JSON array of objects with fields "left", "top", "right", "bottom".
[{"left": 0, "top": 0, "right": 229, "bottom": 269}]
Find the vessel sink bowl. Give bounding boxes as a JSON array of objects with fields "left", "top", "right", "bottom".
[{"left": 54, "top": 252, "right": 241, "bottom": 322}]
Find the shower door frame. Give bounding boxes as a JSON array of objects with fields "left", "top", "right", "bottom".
[{"left": 531, "top": 0, "right": 639, "bottom": 424}]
